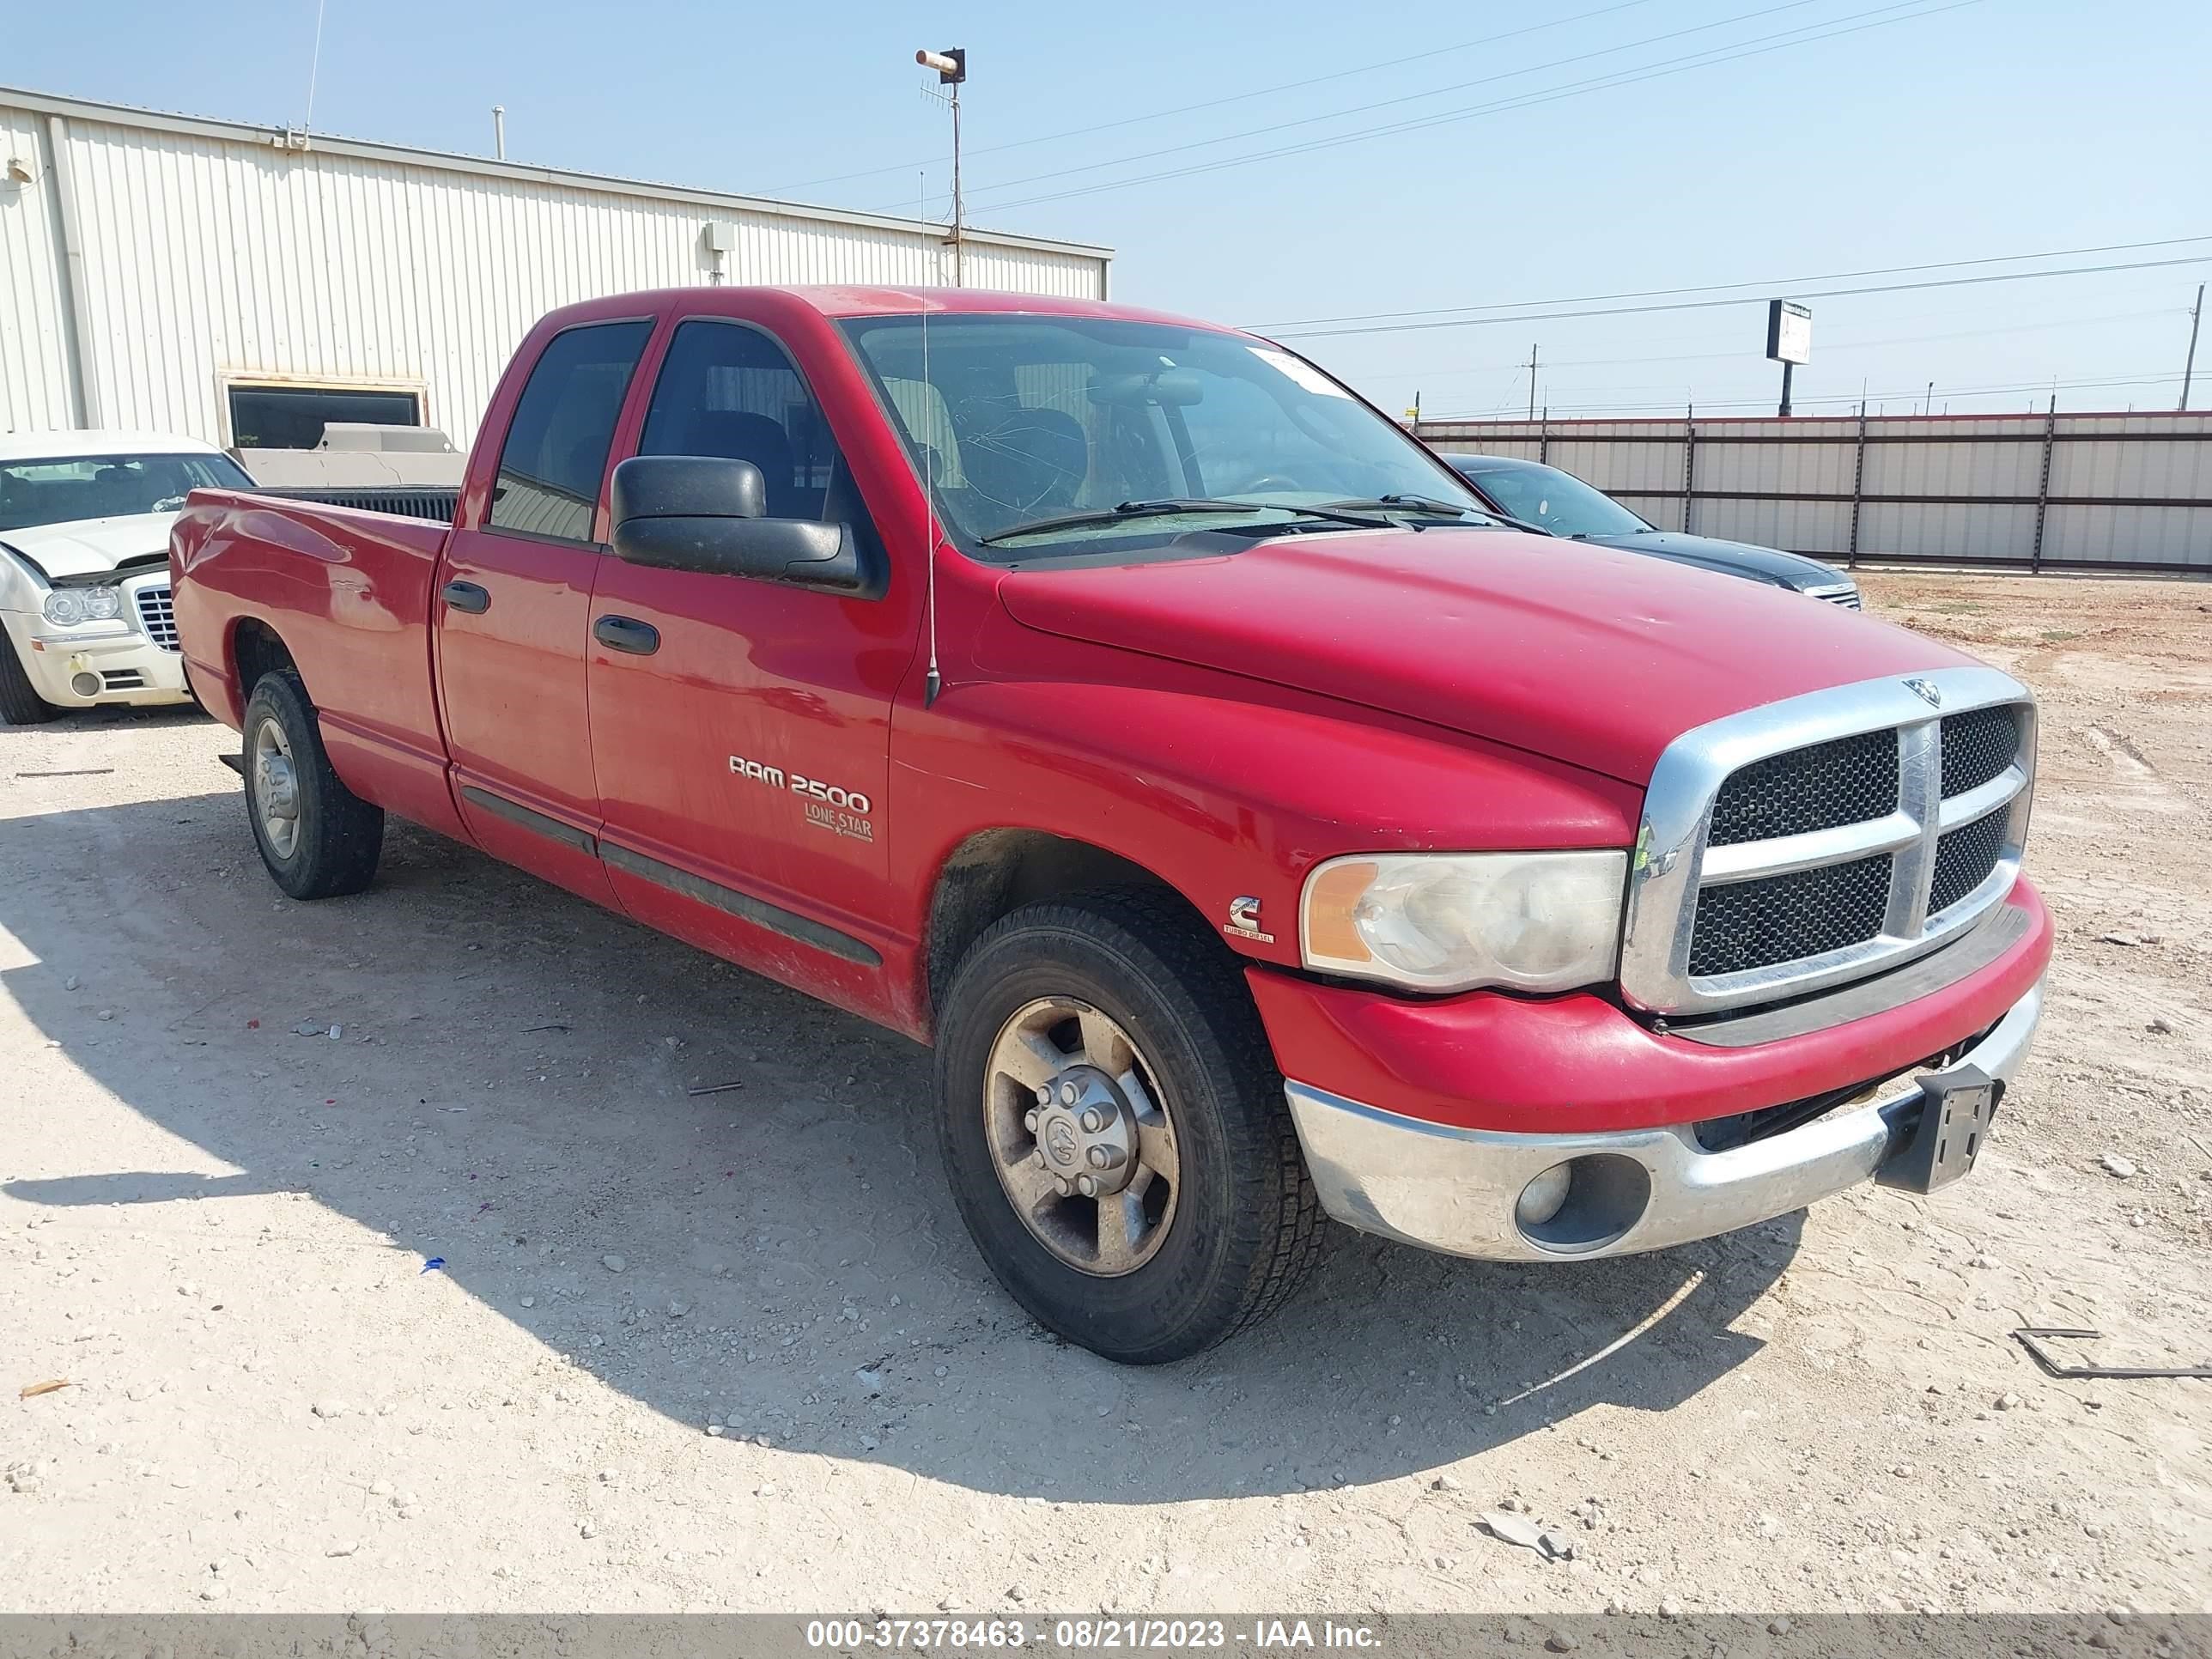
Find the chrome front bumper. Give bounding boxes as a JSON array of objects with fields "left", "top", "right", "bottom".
[{"left": 1285, "top": 978, "right": 2044, "bottom": 1262}]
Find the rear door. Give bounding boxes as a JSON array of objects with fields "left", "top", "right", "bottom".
[
  {"left": 586, "top": 313, "right": 903, "bottom": 992},
  {"left": 435, "top": 316, "right": 654, "bottom": 902}
]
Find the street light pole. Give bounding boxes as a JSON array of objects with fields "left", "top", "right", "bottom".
[
  {"left": 2181, "top": 282, "right": 2204, "bottom": 412},
  {"left": 916, "top": 48, "right": 969, "bottom": 286}
]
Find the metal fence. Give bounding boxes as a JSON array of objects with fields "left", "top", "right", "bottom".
[{"left": 1414, "top": 410, "right": 2212, "bottom": 574}]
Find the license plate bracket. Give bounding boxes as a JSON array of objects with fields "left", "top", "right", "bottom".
[{"left": 1876, "top": 1063, "right": 1998, "bottom": 1194}]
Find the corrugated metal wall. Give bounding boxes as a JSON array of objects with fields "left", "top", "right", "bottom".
[
  {"left": 0, "top": 107, "right": 78, "bottom": 430},
  {"left": 0, "top": 91, "right": 1109, "bottom": 448},
  {"left": 1419, "top": 412, "right": 2212, "bottom": 574}
]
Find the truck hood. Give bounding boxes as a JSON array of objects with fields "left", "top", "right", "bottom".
[
  {"left": 996, "top": 526, "right": 1974, "bottom": 786},
  {"left": 1586, "top": 529, "right": 1849, "bottom": 590},
  {"left": 0, "top": 514, "right": 177, "bottom": 580}
]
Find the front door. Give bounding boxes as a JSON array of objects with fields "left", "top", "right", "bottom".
[
  {"left": 435, "top": 316, "right": 654, "bottom": 903},
  {"left": 586, "top": 315, "right": 906, "bottom": 1000}
]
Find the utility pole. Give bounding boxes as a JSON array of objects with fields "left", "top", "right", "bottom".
[
  {"left": 916, "top": 49, "right": 969, "bottom": 286},
  {"left": 2182, "top": 282, "right": 2204, "bottom": 411},
  {"left": 1525, "top": 343, "right": 1539, "bottom": 421}
]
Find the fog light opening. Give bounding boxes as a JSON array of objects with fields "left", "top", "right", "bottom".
[
  {"left": 70, "top": 672, "right": 100, "bottom": 696},
  {"left": 1514, "top": 1153, "right": 1653, "bottom": 1255},
  {"left": 1514, "top": 1163, "right": 1573, "bottom": 1228}
]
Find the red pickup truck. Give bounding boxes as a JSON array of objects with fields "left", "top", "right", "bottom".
[{"left": 171, "top": 286, "right": 2050, "bottom": 1364}]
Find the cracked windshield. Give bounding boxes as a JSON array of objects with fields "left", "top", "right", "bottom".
[{"left": 841, "top": 314, "right": 1495, "bottom": 556}]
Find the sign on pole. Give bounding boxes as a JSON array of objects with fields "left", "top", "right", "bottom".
[
  {"left": 1766, "top": 301, "right": 1811, "bottom": 416},
  {"left": 1766, "top": 300, "right": 1812, "bottom": 365}
]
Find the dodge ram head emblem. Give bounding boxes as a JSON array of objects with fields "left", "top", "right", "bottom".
[
  {"left": 1043, "top": 1118, "right": 1079, "bottom": 1165},
  {"left": 1905, "top": 677, "right": 1943, "bottom": 708}
]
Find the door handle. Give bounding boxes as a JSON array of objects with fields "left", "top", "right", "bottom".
[
  {"left": 594, "top": 615, "right": 660, "bottom": 655},
  {"left": 441, "top": 580, "right": 490, "bottom": 614}
]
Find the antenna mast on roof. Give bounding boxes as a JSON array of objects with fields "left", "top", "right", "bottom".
[{"left": 303, "top": 0, "right": 328, "bottom": 132}]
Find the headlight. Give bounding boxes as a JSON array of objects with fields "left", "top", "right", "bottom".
[
  {"left": 1300, "top": 850, "right": 1628, "bottom": 994},
  {"left": 40, "top": 585, "right": 122, "bottom": 626}
]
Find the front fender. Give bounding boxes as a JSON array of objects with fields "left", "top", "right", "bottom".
[
  {"left": 0, "top": 544, "right": 47, "bottom": 612},
  {"left": 888, "top": 651, "right": 1640, "bottom": 1021}
]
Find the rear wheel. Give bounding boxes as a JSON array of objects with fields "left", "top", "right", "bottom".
[
  {"left": 935, "top": 887, "right": 1324, "bottom": 1363},
  {"left": 0, "top": 635, "right": 64, "bottom": 725},
  {"left": 241, "top": 670, "right": 384, "bottom": 899}
]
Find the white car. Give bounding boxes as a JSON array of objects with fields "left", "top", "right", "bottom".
[{"left": 0, "top": 431, "right": 256, "bottom": 724}]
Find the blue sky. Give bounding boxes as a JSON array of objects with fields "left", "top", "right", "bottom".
[{"left": 8, "top": 0, "right": 2208, "bottom": 417}]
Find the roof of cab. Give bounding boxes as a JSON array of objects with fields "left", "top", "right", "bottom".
[
  {"left": 539, "top": 285, "right": 1243, "bottom": 337},
  {"left": 0, "top": 429, "right": 229, "bottom": 463}
]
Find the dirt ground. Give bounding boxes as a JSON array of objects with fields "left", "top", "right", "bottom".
[{"left": 1, "top": 570, "right": 2207, "bottom": 1617}]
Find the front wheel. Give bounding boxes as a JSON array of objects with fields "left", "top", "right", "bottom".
[
  {"left": 240, "top": 670, "right": 384, "bottom": 899},
  {"left": 934, "top": 888, "right": 1324, "bottom": 1363},
  {"left": 0, "top": 636, "right": 64, "bottom": 725}
]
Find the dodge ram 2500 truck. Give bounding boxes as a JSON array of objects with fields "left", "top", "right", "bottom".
[{"left": 172, "top": 286, "right": 2050, "bottom": 1364}]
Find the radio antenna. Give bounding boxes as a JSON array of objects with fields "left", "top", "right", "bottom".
[{"left": 921, "top": 283, "right": 943, "bottom": 708}]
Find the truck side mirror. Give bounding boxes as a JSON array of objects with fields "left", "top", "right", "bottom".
[{"left": 609, "top": 455, "right": 878, "bottom": 598}]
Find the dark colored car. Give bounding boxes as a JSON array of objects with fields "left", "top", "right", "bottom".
[{"left": 1443, "top": 453, "right": 1861, "bottom": 609}]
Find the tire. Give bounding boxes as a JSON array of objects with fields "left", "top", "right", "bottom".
[
  {"left": 0, "top": 635, "right": 64, "bottom": 725},
  {"left": 240, "top": 669, "right": 384, "bottom": 899},
  {"left": 934, "top": 886, "right": 1324, "bottom": 1364}
]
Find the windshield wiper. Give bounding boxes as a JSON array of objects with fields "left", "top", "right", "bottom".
[
  {"left": 975, "top": 497, "right": 1388, "bottom": 546},
  {"left": 1322, "top": 494, "right": 1490, "bottom": 523},
  {"left": 1495, "top": 514, "right": 1559, "bottom": 536}
]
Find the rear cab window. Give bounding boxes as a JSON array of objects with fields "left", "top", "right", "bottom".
[{"left": 489, "top": 320, "right": 654, "bottom": 543}]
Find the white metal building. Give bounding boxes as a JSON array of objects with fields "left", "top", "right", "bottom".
[{"left": 0, "top": 87, "right": 1111, "bottom": 450}]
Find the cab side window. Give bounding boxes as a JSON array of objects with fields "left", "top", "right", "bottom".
[
  {"left": 639, "top": 320, "right": 849, "bottom": 522},
  {"left": 490, "top": 320, "right": 653, "bottom": 543}
]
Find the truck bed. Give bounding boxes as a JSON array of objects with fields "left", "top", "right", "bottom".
[{"left": 169, "top": 488, "right": 464, "bottom": 839}]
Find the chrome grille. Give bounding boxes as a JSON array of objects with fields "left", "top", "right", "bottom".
[
  {"left": 1806, "top": 583, "right": 1863, "bottom": 610},
  {"left": 1620, "top": 668, "right": 2036, "bottom": 1016},
  {"left": 1929, "top": 806, "right": 2009, "bottom": 915},
  {"left": 1940, "top": 705, "right": 2019, "bottom": 798},
  {"left": 135, "top": 582, "right": 179, "bottom": 650},
  {"left": 1708, "top": 728, "right": 1898, "bottom": 847},
  {"left": 1688, "top": 853, "right": 1893, "bottom": 977}
]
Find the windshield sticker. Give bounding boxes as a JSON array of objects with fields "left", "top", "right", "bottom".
[{"left": 1249, "top": 347, "right": 1351, "bottom": 398}]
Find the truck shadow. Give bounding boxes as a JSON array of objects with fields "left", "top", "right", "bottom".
[
  {"left": 3, "top": 702, "right": 211, "bottom": 736},
  {"left": 1, "top": 785, "right": 1793, "bottom": 1504}
]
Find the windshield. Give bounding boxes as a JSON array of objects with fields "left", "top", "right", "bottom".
[
  {"left": 1451, "top": 459, "right": 1651, "bottom": 539},
  {"left": 839, "top": 314, "right": 1493, "bottom": 556},
  {"left": 0, "top": 452, "right": 254, "bottom": 533}
]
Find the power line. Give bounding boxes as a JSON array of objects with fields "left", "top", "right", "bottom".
[
  {"left": 1269, "top": 254, "right": 2212, "bottom": 341},
  {"left": 891, "top": 0, "right": 1837, "bottom": 213},
  {"left": 775, "top": 0, "right": 1666, "bottom": 195},
  {"left": 1250, "top": 236, "right": 2212, "bottom": 333},
  {"left": 1352, "top": 303, "right": 2191, "bottom": 384},
  {"left": 974, "top": 0, "right": 1977, "bottom": 214},
  {"left": 1426, "top": 370, "right": 2189, "bottom": 419}
]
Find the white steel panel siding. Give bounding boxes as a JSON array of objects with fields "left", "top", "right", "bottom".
[
  {"left": 1, "top": 89, "right": 1108, "bottom": 447},
  {"left": 0, "top": 108, "right": 75, "bottom": 431}
]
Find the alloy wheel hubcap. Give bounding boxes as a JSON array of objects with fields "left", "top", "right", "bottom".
[
  {"left": 983, "top": 998, "right": 1180, "bottom": 1277},
  {"left": 252, "top": 718, "right": 300, "bottom": 859}
]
